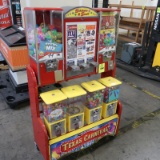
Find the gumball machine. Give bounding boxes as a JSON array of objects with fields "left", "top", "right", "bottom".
[
  {"left": 81, "top": 80, "right": 105, "bottom": 124},
  {"left": 24, "top": 8, "right": 64, "bottom": 86},
  {"left": 98, "top": 77, "right": 122, "bottom": 118},
  {"left": 61, "top": 85, "right": 86, "bottom": 132},
  {"left": 94, "top": 8, "right": 120, "bottom": 77},
  {"left": 40, "top": 89, "right": 67, "bottom": 138}
]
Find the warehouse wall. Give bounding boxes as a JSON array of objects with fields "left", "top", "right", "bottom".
[
  {"left": 20, "top": 0, "right": 92, "bottom": 9},
  {"left": 20, "top": 0, "right": 158, "bottom": 17},
  {"left": 20, "top": 0, "right": 158, "bottom": 15},
  {"left": 20, "top": 0, "right": 158, "bottom": 28},
  {"left": 20, "top": 0, "right": 92, "bottom": 27}
]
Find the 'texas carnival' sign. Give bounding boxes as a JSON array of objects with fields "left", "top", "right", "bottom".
[
  {"left": 61, "top": 122, "right": 115, "bottom": 152},
  {"left": 50, "top": 118, "right": 118, "bottom": 160}
]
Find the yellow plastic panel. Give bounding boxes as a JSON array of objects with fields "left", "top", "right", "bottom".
[
  {"left": 152, "top": 43, "right": 160, "bottom": 67},
  {"left": 98, "top": 77, "right": 122, "bottom": 87},
  {"left": 85, "top": 106, "right": 102, "bottom": 124},
  {"left": 102, "top": 101, "right": 118, "bottom": 118},
  {"left": 40, "top": 89, "right": 67, "bottom": 105},
  {"left": 44, "top": 117, "right": 66, "bottom": 139},
  {"left": 81, "top": 80, "right": 105, "bottom": 92},
  {"left": 67, "top": 112, "right": 84, "bottom": 132},
  {"left": 61, "top": 85, "right": 86, "bottom": 98}
]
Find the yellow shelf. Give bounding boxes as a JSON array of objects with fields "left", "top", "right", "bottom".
[{"left": 49, "top": 114, "right": 118, "bottom": 144}]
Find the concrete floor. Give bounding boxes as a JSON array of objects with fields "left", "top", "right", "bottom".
[{"left": 0, "top": 67, "right": 160, "bottom": 160}]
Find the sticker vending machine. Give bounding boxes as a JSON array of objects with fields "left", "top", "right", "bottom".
[
  {"left": 63, "top": 7, "right": 99, "bottom": 80},
  {"left": 24, "top": 8, "right": 64, "bottom": 86},
  {"left": 94, "top": 8, "right": 120, "bottom": 77}
]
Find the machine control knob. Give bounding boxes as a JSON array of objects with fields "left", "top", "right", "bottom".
[{"left": 45, "top": 59, "right": 58, "bottom": 72}]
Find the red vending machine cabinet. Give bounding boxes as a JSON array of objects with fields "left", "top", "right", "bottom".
[
  {"left": 24, "top": 8, "right": 64, "bottom": 86},
  {"left": 63, "top": 7, "right": 99, "bottom": 80},
  {"left": 24, "top": 7, "right": 122, "bottom": 160},
  {"left": 94, "top": 8, "right": 120, "bottom": 76}
]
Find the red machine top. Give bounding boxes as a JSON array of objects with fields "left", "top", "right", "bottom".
[{"left": 24, "top": 7, "right": 63, "bottom": 11}]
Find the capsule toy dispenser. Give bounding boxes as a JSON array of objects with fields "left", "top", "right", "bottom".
[
  {"left": 61, "top": 85, "right": 86, "bottom": 132},
  {"left": 40, "top": 89, "right": 67, "bottom": 139},
  {"left": 24, "top": 8, "right": 64, "bottom": 86},
  {"left": 98, "top": 77, "right": 122, "bottom": 118},
  {"left": 94, "top": 8, "right": 120, "bottom": 77},
  {"left": 81, "top": 80, "right": 105, "bottom": 124}
]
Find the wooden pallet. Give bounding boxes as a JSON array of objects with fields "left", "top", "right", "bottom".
[
  {"left": 109, "top": 1, "right": 156, "bottom": 44},
  {"left": 0, "top": 64, "right": 8, "bottom": 70}
]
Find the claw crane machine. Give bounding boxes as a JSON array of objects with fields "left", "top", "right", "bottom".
[{"left": 24, "top": 6, "right": 122, "bottom": 160}]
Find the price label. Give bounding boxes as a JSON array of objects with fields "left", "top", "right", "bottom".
[{"left": 98, "top": 63, "right": 105, "bottom": 73}]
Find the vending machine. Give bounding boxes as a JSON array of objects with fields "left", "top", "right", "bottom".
[
  {"left": 24, "top": 7, "right": 120, "bottom": 86},
  {"left": 24, "top": 6, "right": 122, "bottom": 160},
  {"left": 24, "top": 8, "right": 64, "bottom": 86},
  {"left": 63, "top": 7, "right": 99, "bottom": 80},
  {"left": 95, "top": 8, "right": 120, "bottom": 77}
]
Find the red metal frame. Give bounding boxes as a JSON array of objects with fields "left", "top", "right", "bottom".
[
  {"left": 27, "top": 66, "right": 49, "bottom": 160},
  {"left": 27, "top": 65, "right": 122, "bottom": 160},
  {"left": 24, "top": 7, "right": 63, "bottom": 11},
  {"left": 101, "top": 64, "right": 116, "bottom": 77}
]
